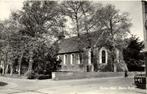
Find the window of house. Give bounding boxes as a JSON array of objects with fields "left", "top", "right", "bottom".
[
  {"left": 72, "top": 53, "right": 80, "bottom": 64},
  {"left": 65, "top": 54, "right": 68, "bottom": 65},
  {"left": 70, "top": 54, "right": 73, "bottom": 65},
  {"left": 72, "top": 54, "right": 75, "bottom": 64},
  {"left": 65, "top": 54, "right": 72, "bottom": 65},
  {"left": 77, "top": 54, "right": 80, "bottom": 64}
]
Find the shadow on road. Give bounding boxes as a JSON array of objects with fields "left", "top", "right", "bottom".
[{"left": 0, "top": 82, "right": 8, "bottom": 86}]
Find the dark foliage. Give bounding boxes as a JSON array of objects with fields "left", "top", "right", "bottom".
[
  {"left": 123, "top": 36, "right": 145, "bottom": 71},
  {"left": 37, "top": 74, "right": 51, "bottom": 80}
]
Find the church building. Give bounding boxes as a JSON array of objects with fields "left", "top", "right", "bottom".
[{"left": 57, "top": 30, "right": 128, "bottom": 72}]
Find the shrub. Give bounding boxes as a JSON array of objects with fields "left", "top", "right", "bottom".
[
  {"left": 37, "top": 74, "right": 51, "bottom": 80},
  {"left": 0, "top": 67, "right": 3, "bottom": 74},
  {"left": 116, "top": 60, "right": 128, "bottom": 72},
  {"left": 99, "top": 62, "right": 113, "bottom": 72},
  {"left": 24, "top": 70, "right": 36, "bottom": 79}
]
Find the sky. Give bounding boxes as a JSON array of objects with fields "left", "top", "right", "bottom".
[{"left": 0, "top": 0, "right": 144, "bottom": 40}]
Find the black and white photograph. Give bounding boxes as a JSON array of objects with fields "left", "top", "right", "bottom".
[{"left": 0, "top": 0, "right": 146, "bottom": 94}]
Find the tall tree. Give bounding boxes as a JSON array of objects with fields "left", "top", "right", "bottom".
[
  {"left": 61, "top": 1, "right": 103, "bottom": 40},
  {"left": 0, "top": 18, "right": 26, "bottom": 75},
  {"left": 11, "top": 1, "right": 65, "bottom": 74},
  {"left": 123, "top": 36, "right": 144, "bottom": 71},
  {"left": 61, "top": 2, "right": 132, "bottom": 71},
  {"left": 61, "top": 1, "right": 105, "bottom": 70},
  {"left": 0, "top": 1, "right": 64, "bottom": 76},
  {"left": 95, "top": 4, "right": 132, "bottom": 71},
  {"left": 61, "top": 1, "right": 93, "bottom": 70}
]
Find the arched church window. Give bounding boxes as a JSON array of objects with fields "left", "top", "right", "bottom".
[
  {"left": 102, "top": 50, "right": 106, "bottom": 63},
  {"left": 99, "top": 47, "right": 108, "bottom": 64}
]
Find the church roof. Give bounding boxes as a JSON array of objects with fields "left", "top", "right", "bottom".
[{"left": 58, "top": 30, "right": 109, "bottom": 54}]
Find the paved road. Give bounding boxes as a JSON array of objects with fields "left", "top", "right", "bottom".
[{"left": 0, "top": 76, "right": 146, "bottom": 94}]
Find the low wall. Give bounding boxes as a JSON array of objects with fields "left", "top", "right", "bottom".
[
  {"left": 52, "top": 72, "right": 129, "bottom": 80},
  {"left": 52, "top": 72, "right": 143, "bottom": 80}
]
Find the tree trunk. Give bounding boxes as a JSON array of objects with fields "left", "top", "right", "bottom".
[
  {"left": 18, "top": 53, "right": 23, "bottom": 75},
  {"left": 87, "top": 48, "right": 92, "bottom": 72},
  {"left": 75, "top": 14, "right": 80, "bottom": 37},
  {"left": 109, "top": 19, "right": 117, "bottom": 72},
  {"left": 112, "top": 49, "right": 117, "bottom": 72},
  {"left": 18, "top": 62, "right": 22, "bottom": 75},
  {"left": 5, "top": 64, "right": 9, "bottom": 74},
  {"left": 28, "top": 56, "right": 33, "bottom": 72},
  {"left": 4, "top": 52, "right": 8, "bottom": 75},
  {"left": 113, "top": 63, "right": 117, "bottom": 72},
  {"left": 28, "top": 62, "right": 33, "bottom": 72},
  {"left": 88, "top": 48, "right": 91, "bottom": 65},
  {"left": 2, "top": 67, "right": 5, "bottom": 75},
  {"left": 1, "top": 60, "right": 5, "bottom": 75},
  {"left": 10, "top": 64, "right": 13, "bottom": 76}
]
